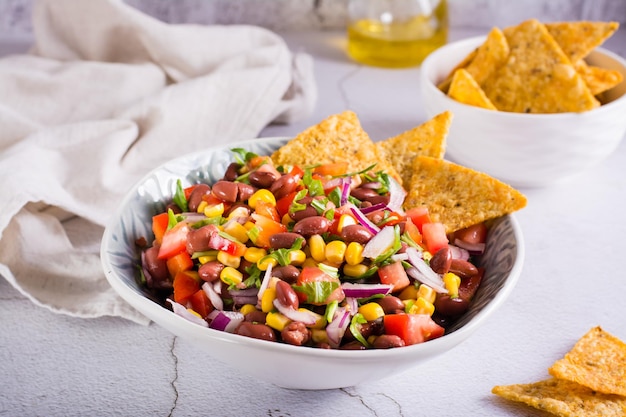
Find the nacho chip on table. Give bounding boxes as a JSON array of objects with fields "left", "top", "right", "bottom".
[
  {"left": 270, "top": 110, "right": 400, "bottom": 182},
  {"left": 403, "top": 156, "right": 527, "bottom": 233},
  {"left": 549, "top": 326, "right": 626, "bottom": 396},
  {"left": 375, "top": 111, "right": 452, "bottom": 186},
  {"left": 447, "top": 69, "right": 497, "bottom": 110},
  {"left": 492, "top": 378, "right": 626, "bottom": 417},
  {"left": 545, "top": 21, "right": 619, "bottom": 64},
  {"left": 574, "top": 60, "right": 624, "bottom": 97},
  {"left": 487, "top": 19, "right": 599, "bottom": 113}
]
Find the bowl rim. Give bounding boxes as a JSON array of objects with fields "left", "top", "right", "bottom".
[
  {"left": 420, "top": 35, "right": 626, "bottom": 118},
  {"left": 101, "top": 136, "right": 526, "bottom": 360}
]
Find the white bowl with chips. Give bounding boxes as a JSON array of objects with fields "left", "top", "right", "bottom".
[
  {"left": 419, "top": 36, "right": 626, "bottom": 188},
  {"left": 101, "top": 136, "right": 525, "bottom": 390}
]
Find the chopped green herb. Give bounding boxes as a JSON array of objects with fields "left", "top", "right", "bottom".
[{"left": 173, "top": 179, "right": 189, "bottom": 212}]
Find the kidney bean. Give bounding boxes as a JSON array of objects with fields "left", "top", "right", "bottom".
[
  {"left": 374, "top": 296, "right": 405, "bottom": 314},
  {"left": 454, "top": 223, "right": 487, "bottom": 244},
  {"left": 143, "top": 245, "right": 169, "bottom": 283},
  {"left": 185, "top": 224, "right": 217, "bottom": 253},
  {"left": 275, "top": 280, "right": 299, "bottom": 310},
  {"left": 198, "top": 261, "right": 224, "bottom": 282},
  {"left": 434, "top": 294, "right": 469, "bottom": 317},
  {"left": 236, "top": 183, "right": 256, "bottom": 202},
  {"left": 372, "top": 334, "right": 406, "bottom": 349},
  {"left": 211, "top": 181, "right": 239, "bottom": 203},
  {"left": 292, "top": 216, "right": 331, "bottom": 238},
  {"left": 222, "top": 162, "right": 241, "bottom": 181},
  {"left": 187, "top": 184, "right": 211, "bottom": 212},
  {"left": 340, "top": 224, "right": 374, "bottom": 244},
  {"left": 350, "top": 187, "right": 380, "bottom": 202},
  {"left": 235, "top": 322, "right": 276, "bottom": 342},
  {"left": 459, "top": 271, "right": 483, "bottom": 302},
  {"left": 271, "top": 265, "right": 300, "bottom": 283},
  {"left": 248, "top": 169, "right": 280, "bottom": 189},
  {"left": 244, "top": 310, "right": 267, "bottom": 323},
  {"left": 430, "top": 247, "right": 452, "bottom": 274},
  {"left": 165, "top": 202, "right": 182, "bottom": 214},
  {"left": 269, "top": 232, "right": 306, "bottom": 250},
  {"left": 281, "top": 322, "right": 311, "bottom": 346},
  {"left": 270, "top": 173, "right": 298, "bottom": 200},
  {"left": 289, "top": 204, "right": 318, "bottom": 222},
  {"left": 449, "top": 259, "right": 479, "bottom": 279}
]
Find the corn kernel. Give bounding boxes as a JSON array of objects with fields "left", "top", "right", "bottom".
[
  {"left": 345, "top": 242, "right": 364, "bottom": 266},
  {"left": 311, "top": 329, "right": 328, "bottom": 344},
  {"left": 257, "top": 255, "right": 278, "bottom": 271},
  {"left": 204, "top": 203, "right": 225, "bottom": 218},
  {"left": 358, "top": 302, "right": 385, "bottom": 321},
  {"left": 243, "top": 221, "right": 256, "bottom": 230},
  {"left": 197, "top": 254, "right": 217, "bottom": 264},
  {"left": 309, "top": 234, "right": 326, "bottom": 262},
  {"left": 261, "top": 287, "right": 276, "bottom": 312},
  {"left": 196, "top": 200, "right": 208, "bottom": 214},
  {"left": 443, "top": 272, "right": 461, "bottom": 297},
  {"left": 343, "top": 263, "right": 369, "bottom": 278},
  {"left": 243, "top": 247, "right": 267, "bottom": 263},
  {"left": 266, "top": 311, "right": 291, "bottom": 331},
  {"left": 217, "top": 251, "right": 240, "bottom": 268},
  {"left": 423, "top": 251, "right": 433, "bottom": 262},
  {"left": 302, "top": 257, "right": 318, "bottom": 268},
  {"left": 289, "top": 249, "right": 306, "bottom": 266},
  {"left": 325, "top": 240, "right": 347, "bottom": 264},
  {"left": 417, "top": 284, "right": 437, "bottom": 304},
  {"left": 336, "top": 213, "right": 356, "bottom": 233},
  {"left": 398, "top": 285, "right": 418, "bottom": 301},
  {"left": 223, "top": 221, "right": 249, "bottom": 244},
  {"left": 248, "top": 189, "right": 276, "bottom": 208},
  {"left": 239, "top": 304, "right": 257, "bottom": 316},
  {"left": 409, "top": 297, "right": 435, "bottom": 316},
  {"left": 299, "top": 308, "right": 326, "bottom": 329},
  {"left": 227, "top": 206, "right": 250, "bottom": 220},
  {"left": 281, "top": 213, "right": 293, "bottom": 226},
  {"left": 220, "top": 266, "right": 243, "bottom": 286}
]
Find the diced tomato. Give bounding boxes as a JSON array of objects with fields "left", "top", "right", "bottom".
[
  {"left": 152, "top": 212, "right": 169, "bottom": 245},
  {"left": 254, "top": 201, "right": 281, "bottom": 223},
  {"left": 248, "top": 155, "right": 273, "bottom": 169},
  {"left": 173, "top": 271, "right": 200, "bottom": 304},
  {"left": 377, "top": 261, "right": 410, "bottom": 292},
  {"left": 314, "top": 162, "right": 348, "bottom": 177},
  {"left": 208, "top": 232, "right": 247, "bottom": 257},
  {"left": 289, "top": 165, "right": 305, "bottom": 181},
  {"left": 383, "top": 313, "right": 444, "bottom": 345},
  {"left": 166, "top": 251, "right": 194, "bottom": 278},
  {"left": 189, "top": 288, "right": 214, "bottom": 318},
  {"left": 183, "top": 185, "right": 197, "bottom": 200},
  {"left": 403, "top": 217, "right": 423, "bottom": 246},
  {"left": 158, "top": 222, "right": 190, "bottom": 260},
  {"left": 454, "top": 223, "right": 487, "bottom": 244},
  {"left": 249, "top": 213, "right": 287, "bottom": 248},
  {"left": 422, "top": 222, "right": 449, "bottom": 254},
  {"left": 405, "top": 206, "right": 431, "bottom": 233},
  {"left": 275, "top": 191, "right": 298, "bottom": 218},
  {"left": 295, "top": 267, "right": 345, "bottom": 306}
]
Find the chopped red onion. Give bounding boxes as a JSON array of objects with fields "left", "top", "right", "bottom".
[
  {"left": 359, "top": 202, "right": 387, "bottom": 214},
  {"left": 257, "top": 262, "right": 273, "bottom": 303},
  {"left": 326, "top": 308, "right": 351, "bottom": 348},
  {"left": 167, "top": 298, "right": 208, "bottom": 327},
  {"left": 342, "top": 283, "right": 393, "bottom": 298},
  {"left": 391, "top": 252, "right": 409, "bottom": 262},
  {"left": 272, "top": 300, "right": 319, "bottom": 325},
  {"left": 208, "top": 310, "right": 244, "bottom": 332},
  {"left": 386, "top": 177, "right": 406, "bottom": 214},
  {"left": 202, "top": 281, "right": 224, "bottom": 311},
  {"left": 349, "top": 204, "right": 381, "bottom": 235},
  {"left": 340, "top": 177, "right": 352, "bottom": 206},
  {"left": 454, "top": 239, "right": 486, "bottom": 255},
  {"left": 362, "top": 225, "right": 394, "bottom": 258},
  {"left": 405, "top": 247, "right": 448, "bottom": 293},
  {"left": 361, "top": 181, "right": 381, "bottom": 189},
  {"left": 449, "top": 244, "right": 470, "bottom": 261}
]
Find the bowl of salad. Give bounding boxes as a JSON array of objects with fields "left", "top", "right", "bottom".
[{"left": 101, "top": 136, "right": 524, "bottom": 390}]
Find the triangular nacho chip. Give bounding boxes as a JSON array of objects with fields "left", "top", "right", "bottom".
[
  {"left": 271, "top": 110, "right": 399, "bottom": 181},
  {"left": 545, "top": 21, "right": 619, "bottom": 63},
  {"left": 485, "top": 19, "right": 599, "bottom": 113},
  {"left": 438, "top": 48, "right": 478, "bottom": 92},
  {"left": 492, "top": 378, "right": 626, "bottom": 417},
  {"left": 548, "top": 326, "right": 626, "bottom": 396},
  {"left": 376, "top": 111, "right": 452, "bottom": 186},
  {"left": 447, "top": 69, "right": 497, "bottom": 110},
  {"left": 404, "top": 156, "right": 527, "bottom": 233},
  {"left": 574, "top": 59, "right": 624, "bottom": 96}
]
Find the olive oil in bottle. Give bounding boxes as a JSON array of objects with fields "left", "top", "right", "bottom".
[{"left": 347, "top": 0, "right": 448, "bottom": 68}]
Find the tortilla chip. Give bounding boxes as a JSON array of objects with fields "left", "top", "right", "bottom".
[
  {"left": 271, "top": 110, "right": 400, "bottom": 182},
  {"left": 376, "top": 111, "right": 452, "bottom": 186},
  {"left": 485, "top": 19, "right": 599, "bottom": 113},
  {"left": 438, "top": 48, "right": 478, "bottom": 92},
  {"left": 548, "top": 326, "right": 626, "bottom": 396},
  {"left": 546, "top": 21, "right": 619, "bottom": 63},
  {"left": 492, "top": 378, "right": 626, "bottom": 417},
  {"left": 404, "top": 156, "right": 527, "bottom": 233},
  {"left": 448, "top": 69, "right": 497, "bottom": 110},
  {"left": 574, "top": 60, "right": 624, "bottom": 96}
]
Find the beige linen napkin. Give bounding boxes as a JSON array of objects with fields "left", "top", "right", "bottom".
[{"left": 0, "top": 0, "right": 316, "bottom": 324}]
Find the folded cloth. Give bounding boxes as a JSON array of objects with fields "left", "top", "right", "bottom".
[{"left": 0, "top": 0, "right": 316, "bottom": 324}]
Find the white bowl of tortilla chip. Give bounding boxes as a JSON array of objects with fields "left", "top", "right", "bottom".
[{"left": 419, "top": 20, "right": 626, "bottom": 188}]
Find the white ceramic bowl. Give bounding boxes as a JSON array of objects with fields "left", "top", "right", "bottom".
[
  {"left": 101, "top": 137, "right": 525, "bottom": 390},
  {"left": 420, "top": 36, "right": 626, "bottom": 188}
]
